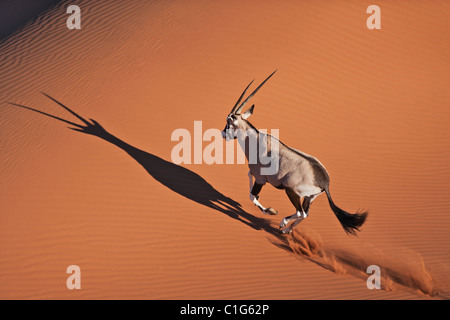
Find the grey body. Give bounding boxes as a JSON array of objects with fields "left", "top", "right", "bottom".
[
  {"left": 222, "top": 71, "right": 368, "bottom": 235},
  {"left": 250, "top": 135, "right": 327, "bottom": 196}
]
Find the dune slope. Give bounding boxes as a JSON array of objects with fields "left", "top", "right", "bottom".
[{"left": 1, "top": 0, "right": 449, "bottom": 299}]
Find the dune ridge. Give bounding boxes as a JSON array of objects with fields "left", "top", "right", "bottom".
[{"left": 1, "top": 0, "right": 449, "bottom": 299}]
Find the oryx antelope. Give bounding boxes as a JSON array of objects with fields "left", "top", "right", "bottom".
[{"left": 221, "top": 71, "right": 368, "bottom": 235}]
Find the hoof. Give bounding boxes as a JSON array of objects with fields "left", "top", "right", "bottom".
[
  {"left": 265, "top": 207, "right": 278, "bottom": 215},
  {"left": 279, "top": 219, "right": 287, "bottom": 229},
  {"left": 279, "top": 228, "right": 292, "bottom": 235}
]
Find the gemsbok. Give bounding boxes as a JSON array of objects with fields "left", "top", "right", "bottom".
[{"left": 221, "top": 71, "right": 368, "bottom": 235}]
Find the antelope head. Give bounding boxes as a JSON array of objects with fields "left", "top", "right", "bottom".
[{"left": 221, "top": 70, "right": 277, "bottom": 141}]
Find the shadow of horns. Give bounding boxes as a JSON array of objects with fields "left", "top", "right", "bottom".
[{"left": 8, "top": 94, "right": 279, "bottom": 236}]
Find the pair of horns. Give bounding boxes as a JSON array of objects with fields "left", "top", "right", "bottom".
[{"left": 230, "top": 70, "right": 277, "bottom": 115}]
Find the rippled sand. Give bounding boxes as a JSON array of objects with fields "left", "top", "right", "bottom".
[{"left": 1, "top": 0, "right": 449, "bottom": 299}]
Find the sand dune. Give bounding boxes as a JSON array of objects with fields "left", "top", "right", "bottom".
[
  {"left": 1, "top": 0, "right": 449, "bottom": 299},
  {"left": 282, "top": 228, "right": 435, "bottom": 295}
]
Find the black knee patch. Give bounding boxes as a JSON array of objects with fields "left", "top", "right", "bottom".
[{"left": 251, "top": 183, "right": 263, "bottom": 196}]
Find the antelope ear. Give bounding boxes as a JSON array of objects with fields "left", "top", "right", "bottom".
[{"left": 241, "top": 104, "right": 254, "bottom": 120}]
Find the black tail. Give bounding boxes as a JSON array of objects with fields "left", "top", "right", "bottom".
[{"left": 325, "top": 187, "right": 368, "bottom": 236}]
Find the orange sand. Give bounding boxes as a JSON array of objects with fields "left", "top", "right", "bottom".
[{"left": 1, "top": 0, "right": 449, "bottom": 299}]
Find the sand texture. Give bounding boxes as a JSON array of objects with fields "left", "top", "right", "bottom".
[{"left": 1, "top": 0, "right": 449, "bottom": 299}]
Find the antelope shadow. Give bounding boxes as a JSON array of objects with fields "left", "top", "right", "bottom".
[
  {"left": 9, "top": 94, "right": 438, "bottom": 296},
  {"left": 9, "top": 94, "right": 279, "bottom": 235}
]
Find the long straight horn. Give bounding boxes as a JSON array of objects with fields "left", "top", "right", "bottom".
[
  {"left": 234, "top": 69, "right": 277, "bottom": 115},
  {"left": 230, "top": 79, "right": 254, "bottom": 114}
]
